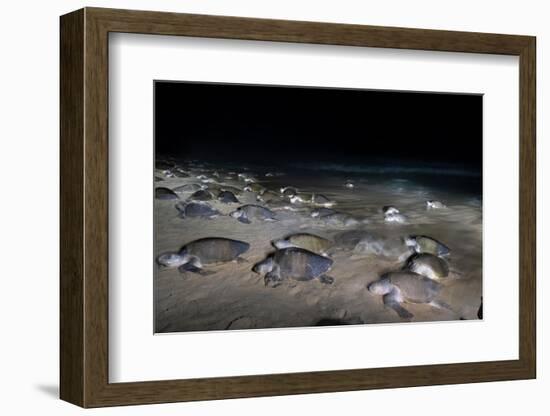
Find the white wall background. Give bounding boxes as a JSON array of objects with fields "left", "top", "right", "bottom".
[{"left": 0, "top": 1, "right": 545, "bottom": 415}]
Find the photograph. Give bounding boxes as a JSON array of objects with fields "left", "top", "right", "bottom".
[{"left": 153, "top": 81, "right": 483, "bottom": 333}]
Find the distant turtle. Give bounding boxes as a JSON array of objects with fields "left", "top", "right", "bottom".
[
  {"left": 172, "top": 169, "right": 190, "bottom": 178},
  {"left": 333, "top": 230, "right": 369, "bottom": 249},
  {"left": 175, "top": 201, "right": 221, "bottom": 219},
  {"left": 354, "top": 234, "right": 412, "bottom": 261},
  {"left": 220, "top": 185, "right": 244, "bottom": 195},
  {"left": 253, "top": 248, "right": 334, "bottom": 287},
  {"left": 367, "top": 271, "right": 452, "bottom": 319},
  {"left": 384, "top": 212, "right": 406, "bottom": 223},
  {"left": 272, "top": 233, "right": 332, "bottom": 256},
  {"left": 405, "top": 235, "right": 450, "bottom": 257},
  {"left": 218, "top": 190, "right": 239, "bottom": 204},
  {"left": 230, "top": 204, "right": 277, "bottom": 224},
  {"left": 243, "top": 183, "right": 266, "bottom": 194},
  {"left": 256, "top": 190, "right": 280, "bottom": 203},
  {"left": 310, "top": 207, "right": 337, "bottom": 218},
  {"left": 406, "top": 253, "right": 449, "bottom": 280},
  {"left": 311, "top": 193, "right": 335, "bottom": 207},
  {"left": 382, "top": 205, "right": 400, "bottom": 215},
  {"left": 322, "top": 212, "right": 361, "bottom": 227},
  {"left": 172, "top": 183, "right": 204, "bottom": 193},
  {"left": 265, "top": 200, "right": 300, "bottom": 211},
  {"left": 189, "top": 189, "right": 213, "bottom": 201},
  {"left": 238, "top": 173, "right": 256, "bottom": 183},
  {"left": 203, "top": 183, "right": 223, "bottom": 194},
  {"left": 155, "top": 187, "right": 179, "bottom": 200},
  {"left": 426, "top": 200, "right": 447, "bottom": 209},
  {"left": 157, "top": 238, "right": 250, "bottom": 275},
  {"left": 280, "top": 186, "right": 298, "bottom": 197}
]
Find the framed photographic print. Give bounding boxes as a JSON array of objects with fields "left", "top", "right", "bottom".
[{"left": 60, "top": 7, "right": 536, "bottom": 408}]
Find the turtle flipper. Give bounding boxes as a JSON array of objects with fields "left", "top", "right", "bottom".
[
  {"left": 319, "top": 275, "right": 334, "bottom": 285},
  {"left": 383, "top": 293, "right": 413, "bottom": 319},
  {"left": 429, "top": 300, "right": 454, "bottom": 313},
  {"left": 264, "top": 265, "right": 283, "bottom": 288},
  {"left": 178, "top": 257, "right": 215, "bottom": 276},
  {"left": 235, "top": 256, "right": 248, "bottom": 264}
]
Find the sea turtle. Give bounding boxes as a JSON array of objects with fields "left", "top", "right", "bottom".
[
  {"left": 189, "top": 189, "right": 214, "bottom": 201},
  {"left": 311, "top": 193, "right": 335, "bottom": 207},
  {"left": 220, "top": 185, "right": 244, "bottom": 195},
  {"left": 218, "top": 190, "right": 240, "bottom": 204},
  {"left": 272, "top": 233, "right": 332, "bottom": 256},
  {"left": 155, "top": 187, "right": 179, "bottom": 200},
  {"left": 382, "top": 205, "right": 400, "bottom": 215},
  {"left": 426, "top": 200, "right": 447, "bottom": 209},
  {"left": 405, "top": 235, "right": 451, "bottom": 257},
  {"left": 171, "top": 169, "right": 190, "bottom": 178},
  {"left": 253, "top": 248, "right": 335, "bottom": 287},
  {"left": 229, "top": 204, "right": 277, "bottom": 224},
  {"left": 367, "top": 271, "right": 452, "bottom": 319},
  {"left": 238, "top": 173, "right": 256, "bottom": 183},
  {"left": 406, "top": 253, "right": 449, "bottom": 280},
  {"left": 243, "top": 183, "right": 266, "bottom": 194},
  {"left": 384, "top": 212, "right": 407, "bottom": 223},
  {"left": 322, "top": 212, "right": 361, "bottom": 227},
  {"left": 265, "top": 200, "right": 300, "bottom": 212},
  {"left": 172, "top": 183, "right": 204, "bottom": 193},
  {"left": 157, "top": 237, "right": 250, "bottom": 275},
  {"left": 256, "top": 190, "right": 280, "bottom": 203},
  {"left": 280, "top": 186, "right": 298, "bottom": 197},
  {"left": 353, "top": 234, "right": 412, "bottom": 261},
  {"left": 310, "top": 207, "right": 337, "bottom": 218},
  {"left": 175, "top": 201, "right": 221, "bottom": 219}
]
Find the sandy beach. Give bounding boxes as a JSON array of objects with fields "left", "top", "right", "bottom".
[{"left": 153, "top": 160, "right": 482, "bottom": 333}]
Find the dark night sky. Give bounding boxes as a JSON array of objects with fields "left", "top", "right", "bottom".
[{"left": 154, "top": 81, "right": 482, "bottom": 172}]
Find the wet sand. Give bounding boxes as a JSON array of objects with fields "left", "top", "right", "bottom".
[{"left": 154, "top": 162, "right": 482, "bottom": 333}]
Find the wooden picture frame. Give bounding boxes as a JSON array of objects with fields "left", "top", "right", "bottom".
[{"left": 60, "top": 7, "right": 536, "bottom": 408}]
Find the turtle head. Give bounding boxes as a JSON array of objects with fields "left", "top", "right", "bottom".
[
  {"left": 156, "top": 252, "right": 186, "bottom": 269},
  {"left": 404, "top": 236, "right": 417, "bottom": 248},
  {"left": 229, "top": 208, "right": 243, "bottom": 219},
  {"left": 264, "top": 271, "right": 283, "bottom": 288},
  {"left": 367, "top": 278, "right": 392, "bottom": 295},
  {"left": 252, "top": 257, "right": 274, "bottom": 275}
]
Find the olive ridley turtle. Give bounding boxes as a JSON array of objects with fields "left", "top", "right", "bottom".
[
  {"left": 272, "top": 233, "right": 332, "bottom": 256},
  {"left": 253, "top": 247, "right": 334, "bottom": 287},
  {"left": 230, "top": 204, "right": 277, "bottom": 224},
  {"left": 406, "top": 253, "right": 449, "bottom": 280},
  {"left": 405, "top": 235, "right": 451, "bottom": 257},
  {"left": 157, "top": 238, "right": 250, "bottom": 275},
  {"left": 367, "top": 271, "right": 452, "bottom": 319}
]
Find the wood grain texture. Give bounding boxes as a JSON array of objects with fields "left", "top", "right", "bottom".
[
  {"left": 59, "top": 7, "right": 537, "bottom": 408},
  {"left": 59, "top": 8, "right": 84, "bottom": 407}
]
